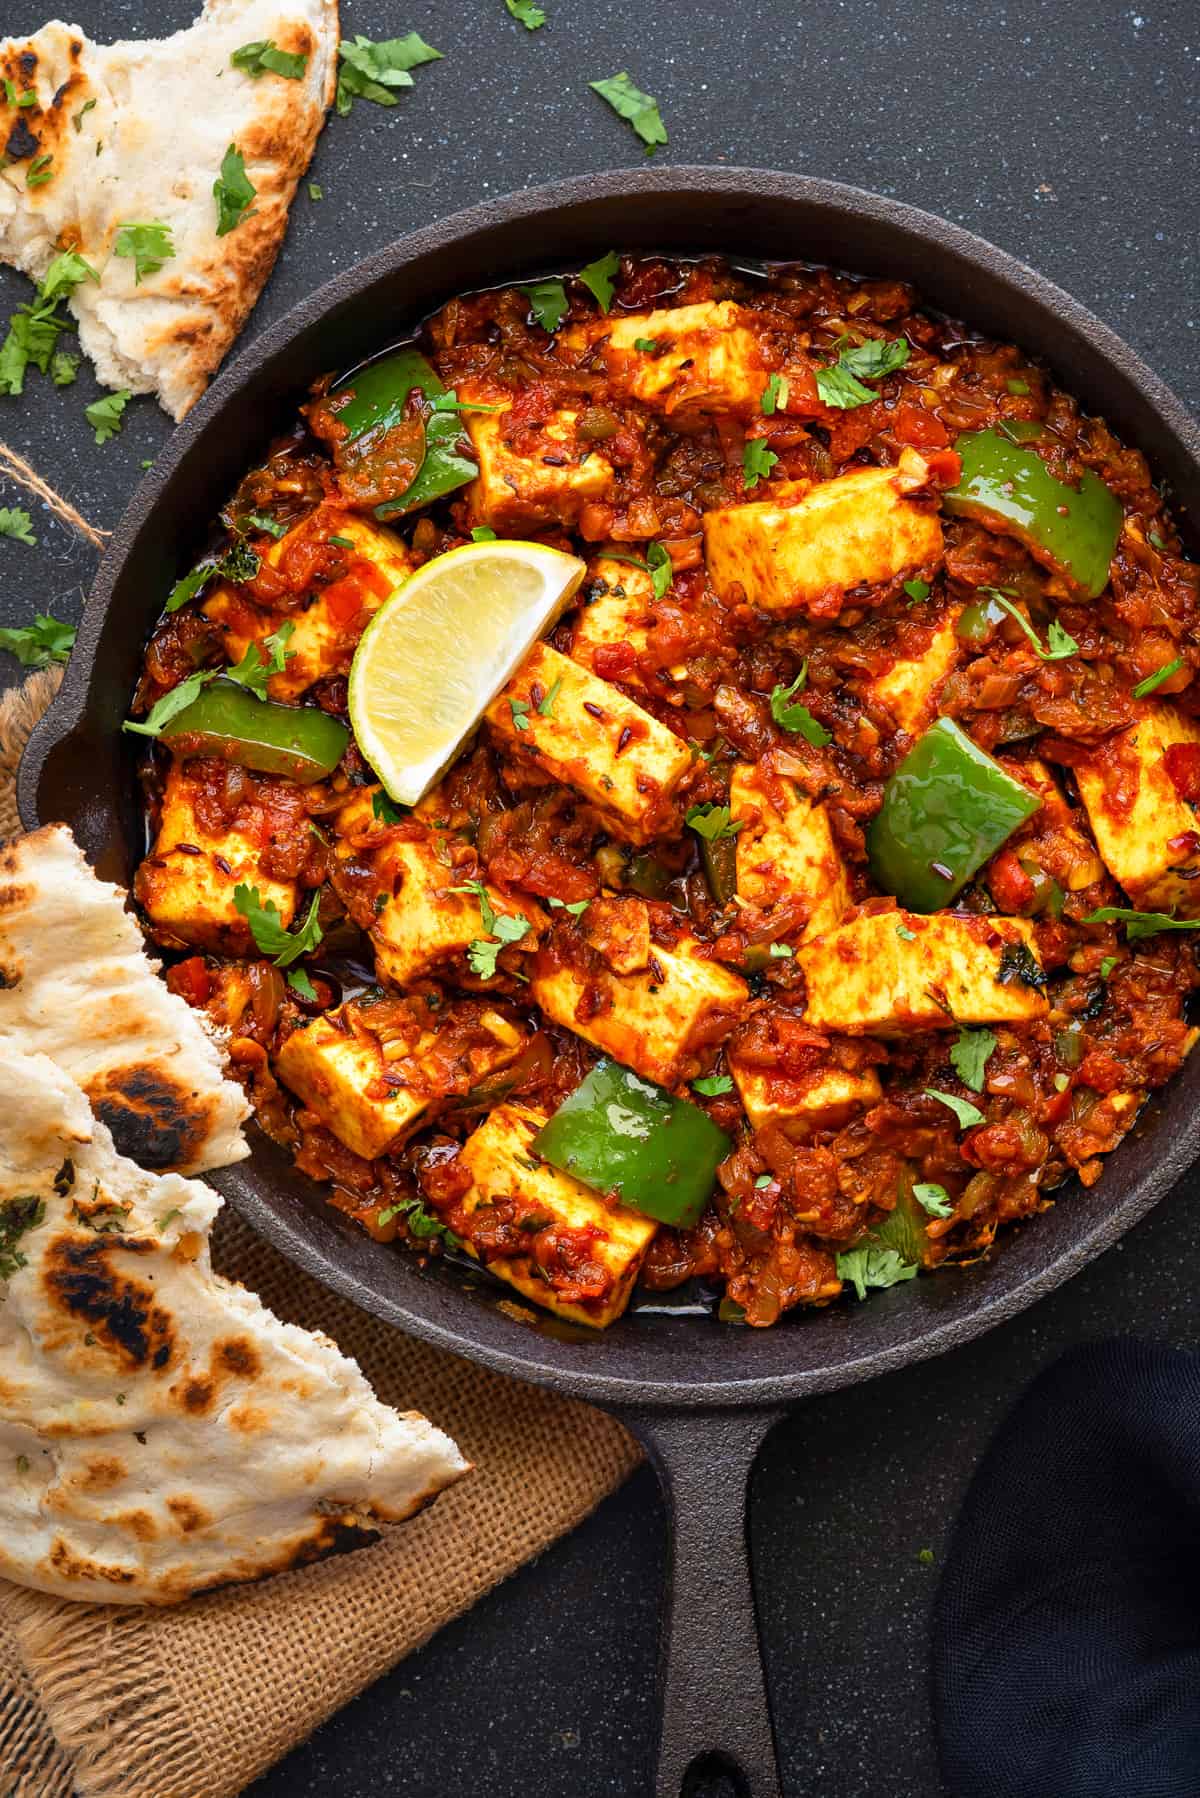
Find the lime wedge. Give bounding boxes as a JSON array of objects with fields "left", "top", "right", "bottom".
[{"left": 348, "top": 540, "right": 586, "bottom": 805}]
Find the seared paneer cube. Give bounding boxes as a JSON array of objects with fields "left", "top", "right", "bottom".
[
  {"left": 276, "top": 1003, "right": 523, "bottom": 1160},
  {"left": 531, "top": 911, "right": 749, "bottom": 1087},
  {"left": 1068, "top": 705, "right": 1200, "bottom": 915},
  {"left": 570, "top": 556, "right": 654, "bottom": 688},
  {"left": 455, "top": 1103, "right": 658, "bottom": 1328},
  {"left": 730, "top": 1059, "right": 882, "bottom": 1139},
  {"left": 864, "top": 606, "right": 963, "bottom": 736},
  {"left": 799, "top": 910, "right": 1049, "bottom": 1034},
  {"left": 134, "top": 763, "right": 298, "bottom": 954},
  {"left": 561, "top": 301, "right": 769, "bottom": 421},
  {"left": 485, "top": 642, "right": 692, "bottom": 845},
  {"left": 369, "top": 837, "right": 544, "bottom": 989},
  {"left": 463, "top": 404, "right": 615, "bottom": 533},
  {"left": 730, "top": 764, "right": 849, "bottom": 941},
  {"left": 204, "top": 508, "right": 412, "bottom": 700},
  {"left": 703, "top": 457, "right": 943, "bottom": 618}
]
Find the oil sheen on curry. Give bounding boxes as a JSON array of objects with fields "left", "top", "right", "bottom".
[{"left": 127, "top": 254, "right": 1200, "bottom": 1330}]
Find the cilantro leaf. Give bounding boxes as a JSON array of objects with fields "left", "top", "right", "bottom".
[
  {"left": 213, "top": 144, "right": 257, "bottom": 236},
  {"left": 646, "top": 541, "right": 673, "bottom": 600},
  {"left": 40, "top": 250, "right": 99, "bottom": 304},
  {"left": 287, "top": 967, "right": 318, "bottom": 1001},
  {"left": 904, "top": 578, "right": 930, "bottom": 603},
  {"left": 913, "top": 1183, "right": 953, "bottom": 1218},
  {"left": 0, "top": 612, "right": 74, "bottom": 668},
  {"left": 225, "top": 623, "right": 295, "bottom": 699},
  {"left": 693, "top": 1074, "right": 733, "bottom": 1096},
  {"left": 924, "top": 1088, "right": 985, "bottom": 1130},
  {"left": 50, "top": 350, "right": 79, "bottom": 386},
  {"left": 0, "top": 1196, "right": 46, "bottom": 1282},
  {"left": 742, "top": 438, "right": 778, "bottom": 490},
  {"left": 122, "top": 668, "right": 216, "bottom": 737},
  {"left": 1133, "top": 657, "right": 1184, "bottom": 698},
  {"left": 234, "top": 885, "right": 323, "bottom": 968},
  {"left": 769, "top": 663, "right": 831, "bottom": 746},
  {"left": 372, "top": 789, "right": 404, "bottom": 824},
  {"left": 546, "top": 896, "right": 590, "bottom": 916},
  {"left": 948, "top": 1025, "right": 996, "bottom": 1093},
  {"left": 164, "top": 539, "right": 262, "bottom": 613},
  {"left": 815, "top": 337, "right": 909, "bottom": 410},
  {"left": 0, "top": 507, "right": 36, "bottom": 546},
  {"left": 589, "top": 71, "right": 667, "bottom": 154},
  {"left": 231, "top": 39, "right": 308, "bottom": 79},
  {"left": 522, "top": 278, "right": 569, "bottom": 333},
  {"left": 505, "top": 0, "right": 546, "bottom": 25},
  {"left": 377, "top": 1194, "right": 462, "bottom": 1248},
  {"left": 836, "top": 1244, "right": 918, "bottom": 1300},
  {"left": 335, "top": 33, "right": 442, "bottom": 115},
  {"left": 685, "top": 803, "right": 743, "bottom": 844},
  {"left": 1083, "top": 906, "right": 1200, "bottom": 941},
  {"left": 0, "top": 249, "right": 96, "bottom": 396},
  {"left": 984, "top": 590, "right": 1078, "bottom": 662},
  {"left": 85, "top": 388, "right": 131, "bottom": 445},
  {"left": 243, "top": 511, "right": 289, "bottom": 540},
  {"left": 760, "top": 373, "right": 784, "bottom": 415},
  {"left": 578, "top": 250, "right": 620, "bottom": 313},
  {"left": 451, "top": 879, "right": 497, "bottom": 935},
  {"left": 114, "top": 220, "right": 175, "bottom": 284}
]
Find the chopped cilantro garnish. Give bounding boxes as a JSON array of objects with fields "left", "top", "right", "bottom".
[
  {"left": 85, "top": 388, "right": 131, "bottom": 445},
  {"left": 213, "top": 144, "right": 257, "bottom": 236},
  {"left": 769, "top": 663, "right": 831, "bottom": 746},
  {"left": 0, "top": 249, "right": 97, "bottom": 397},
  {"left": 114, "top": 220, "right": 175, "bottom": 284},
  {"left": 372, "top": 789, "right": 404, "bottom": 824},
  {"left": 509, "top": 696, "right": 531, "bottom": 731},
  {"left": 913, "top": 1183, "right": 953, "bottom": 1218},
  {"left": 0, "top": 612, "right": 74, "bottom": 669},
  {"left": 522, "top": 278, "right": 568, "bottom": 333},
  {"left": 0, "top": 507, "right": 36, "bottom": 546},
  {"left": 225, "top": 623, "right": 295, "bottom": 699},
  {"left": 983, "top": 589, "right": 1078, "bottom": 661},
  {"left": 122, "top": 668, "right": 216, "bottom": 737},
  {"left": 505, "top": 0, "right": 546, "bottom": 26},
  {"left": 760, "top": 373, "right": 784, "bottom": 415},
  {"left": 903, "top": 578, "right": 931, "bottom": 603},
  {"left": 742, "top": 438, "right": 778, "bottom": 490},
  {"left": 693, "top": 1074, "right": 733, "bottom": 1097},
  {"left": 309, "top": 181, "right": 323, "bottom": 201},
  {"left": 234, "top": 885, "right": 323, "bottom": 992},
  {"left": 769, "top": 942, "right": 793, "bottom": 958},
  {"left": 816, "top": 336, "right": 910, "bottom": 409},
  {"left": 589, "top": 71, "right": 667, "bottom": 154},
  {"left": 685, "top": 803, "right": 743, "bottom": 843},
  {"left": 924, "top": 1088, "right": 985, "bottom": 1130},
  {"left": 836, "top": 1244, "right": 918, "bottom": 1300},
  {"left": 231, "top": 39, "right": 308, "bottom": 79},
  {"left": 949, "top": 1025, "right": 996, "bottom": 1094},
  {"left": 335, "top": 33, "right": 442, "bottom": 115},
  {"left": 578, "top": 250, "right": 620, "bottom": 313},
  {"left": 0, "top": 1196, "right": 46, "bottom": 1282},
  {"left": 1084, "top": 906, "right": 1200, "bottom": 941}
]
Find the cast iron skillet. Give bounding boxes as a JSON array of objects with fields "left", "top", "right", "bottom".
[{"left": 19, "top": 168, "right": 1200, "bottom": 1796}]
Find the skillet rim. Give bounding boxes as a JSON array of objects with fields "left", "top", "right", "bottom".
[{"left": 19, "top": 164, "right": 1200, "bottom": 1410}]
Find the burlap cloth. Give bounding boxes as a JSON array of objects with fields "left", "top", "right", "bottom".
[{"left": 0, "top": 668, "right": 642, "bottom": 1798}]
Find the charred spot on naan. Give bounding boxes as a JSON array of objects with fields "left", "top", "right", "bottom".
[
  {"left": 45, "top": 1536, "right": 138, "bottom": 1589},
  {"left": 41, "top": 1232, "right": 175, "bottom": 1373},
  {"left": 86, "top": 1062, "right": 219, "bottom": 1170},
  {"left": 165, "top": 1495, "right": 210, "bottom": 1535}
]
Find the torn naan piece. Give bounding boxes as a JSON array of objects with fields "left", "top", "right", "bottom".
[
  {"left": 0, "top": 0, "right": 338, "bottom": 419},
  {"left": 0, "top": 1048, "right": 468, "bottom": 1605},
  {"left": 0, "top": 825, "right": 249, "bottom": 1174}
]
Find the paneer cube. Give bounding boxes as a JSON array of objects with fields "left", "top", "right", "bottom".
[
  {"left": 463, "top": 404, "right": 614, "bottom": 533},
  {"left": 570, "top": 556, "right": 654, "bottom": 688},
  {"left": 703, "top": 458, "right": 944, "bottom": 618},
  {"left": 561, "top": 302, "right": 768, "bottom": 421},
  {"left": 1068, "top": 705, "right": 1200, "bottom": 914},
  {"left": 203, "top": 508, "right": 412, "bottom": 699},
  {"left": 370, "top": 837, "right": 543, "bottom": 989},
  {"left": 134, "top": 765, "right": 297, "bottom": 954},
  {"left": 455, "top": 1103, "right": 657, "bottom": 1328},
  {"left": 864, "top": 606, "right": 963, "bottom": 736},
  {"left": 275, "top": 1005, "right": 523, "bottom": 1160},
  {"left": 532, "top": 915, "right": 749, "bottom": 1086},
  {"left": 730, "top": 1059, "right": 882, "bottom": 1139},
  {"left": 485, "top": 642, "right": 692, "bottom": 845},
  {"left": 730, "top": 764, "right": 849, "bottom": 941},
  {"left": 799, "top": 910, "right": 1049, "bottom": 1034}
]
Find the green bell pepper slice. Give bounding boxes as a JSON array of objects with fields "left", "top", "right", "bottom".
[
  {"left": 532, "top": 1057, "right": 730, "bottom": 1229},
  {"left": 943, "top": 429, "right": 1122, "bottom": 599},
  {"left": 161, "top": 678, "right": 349, "bottom": 782},
  {"left": 331, "top": 348, "right": 478, "bottom": 521},
  {"left": 867, "top": 716, "right": 1041, "bottom": 912}
]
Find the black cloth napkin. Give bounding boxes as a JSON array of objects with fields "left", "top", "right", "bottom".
[{"left": 933, "top": 1339, "right": 1200, "bottom": 1797}]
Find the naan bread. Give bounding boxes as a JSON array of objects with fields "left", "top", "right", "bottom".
[
  {"left": 0, "top": 0, "right": 338, "bottom": 419},
  {"left": 0, "top": 1048, "right": 468, "bottom": 1605},
  {"left": 0, "top": 825, "right": 249, "bottom": 1175}
]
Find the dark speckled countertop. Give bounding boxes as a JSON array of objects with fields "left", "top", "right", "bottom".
[{"left": 2, "top": 1, "right": 1197, "bottom": 1792}]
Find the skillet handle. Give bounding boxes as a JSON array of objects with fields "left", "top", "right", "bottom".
[{"left": 623, "top": 1405, "right": 785, "bottom": 1798}]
